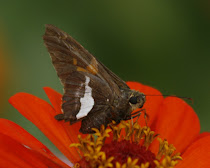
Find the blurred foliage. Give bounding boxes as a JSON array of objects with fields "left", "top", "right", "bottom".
[
  {"left": 0, "top": 0, "right": 209, "bottom": 155},
  {"left": 0, "top": 25, "right": 9, "bottom": 112}
]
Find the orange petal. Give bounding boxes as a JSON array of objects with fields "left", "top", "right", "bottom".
[
  {"left": 0, "top": 119, "right": 70, "bottom": 168},
  {"left": 0, "top": 133, "right": 71, "bottom": 168},
  {"left": 194, "top": 132, "right": 210, "bottom": 141},
  {"left": 126, "top": 82, "right": 164, "bottom": 127},
  {"left": 43, "top": 87, "right": 86, "bottom": 142},
  {"left": 176, "top": 133, "right": 210, "bottom": 168},
  {"left": 151, "top": 97, "right": 200, "bottom": 153},
  {"left": 9, "top": 92, "right": 80, "bottom": 163},
  {"left": 43, "top": 87, "right": 62, "bottom": 114}
]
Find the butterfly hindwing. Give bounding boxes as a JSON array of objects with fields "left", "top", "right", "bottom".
[{"left": 61, "top": 71, "right": 112, "bottom": 123}]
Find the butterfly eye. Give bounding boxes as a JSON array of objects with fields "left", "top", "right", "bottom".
[{"left": 129, "top": 96, "right": 138, "bottom": 104}]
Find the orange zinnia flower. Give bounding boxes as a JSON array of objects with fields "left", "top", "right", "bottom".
[{"left": 1, "top": 82, "right": 209, "bottom": 167}]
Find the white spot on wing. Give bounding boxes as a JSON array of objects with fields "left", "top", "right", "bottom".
[{"left": 76, "top": 76, "right": 94, "bottom": 119}]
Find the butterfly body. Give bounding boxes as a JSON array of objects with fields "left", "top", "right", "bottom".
[{"left": 43, "top": 24, "right": 145, "bottom": 134}]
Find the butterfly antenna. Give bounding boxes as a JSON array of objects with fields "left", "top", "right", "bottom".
[{"left": 145, "top": 95, "right": 193, "bottom": 104}]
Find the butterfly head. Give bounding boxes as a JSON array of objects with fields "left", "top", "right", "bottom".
[{"left": 129, "top": 91, "right": 146, "bottom": 110}]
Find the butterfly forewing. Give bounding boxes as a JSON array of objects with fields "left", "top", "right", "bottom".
[{"left": 43, "top": 25, "right": 120, "bottom": 90}]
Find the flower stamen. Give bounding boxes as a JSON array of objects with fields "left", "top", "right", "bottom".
[{"left": 71, "top": 121, "right": 182, "bottom": 168}]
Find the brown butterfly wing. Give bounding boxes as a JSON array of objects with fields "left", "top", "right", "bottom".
[
  {"left": 43, "top": 25, "right": 118, "bottom": 87},
  {"left": 43, "top": 24, "right": 123, "bottom": 124},
  {"left": 97, "top": 60, "right": 129, "bottom": 89}
]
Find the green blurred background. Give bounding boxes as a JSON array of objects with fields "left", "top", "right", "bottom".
[{"left": 0, "top": 0, "right": 209, "bottom": 156}]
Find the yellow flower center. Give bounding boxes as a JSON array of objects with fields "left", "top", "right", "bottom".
[{"left": 71, "top": 121, "right": 182, "bottom": 168}]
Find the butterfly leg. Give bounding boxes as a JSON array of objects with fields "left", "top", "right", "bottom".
[
  {"left": 141, "top": 109, "right": 149, "bottom": 126},
  {"left": 131, "top": 110, "right": 143, "bottom": 126},
  {"left": 133, "top": 109, "right": 149, "bottom": 126},
  {"left": 54, "top": 114, "right": 65, "bottom": 121},
  {"left": 124, "top": 109, "right": 143, "bottom": 120},
  {"left": 124, "top": 109, "right": 149, "bottom": 126}
]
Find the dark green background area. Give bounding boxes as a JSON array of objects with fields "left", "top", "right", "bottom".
[{"left": 0, "top": 1, "right": 210, "bottom": 155}]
